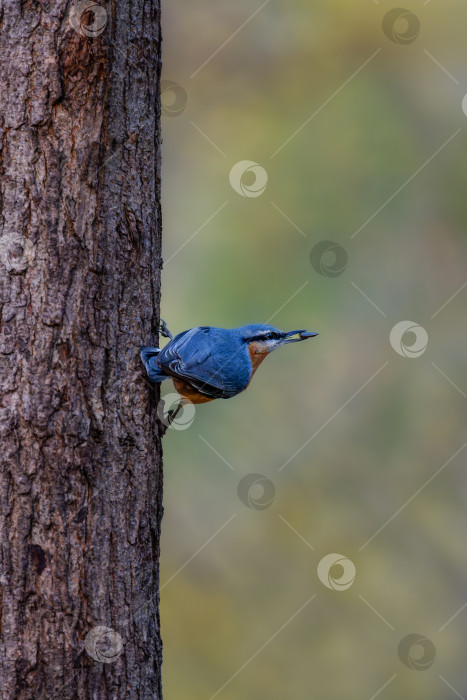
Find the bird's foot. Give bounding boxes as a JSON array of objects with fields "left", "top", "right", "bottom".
[
  {"left": 159, "top": 400, "right": 182, "bottom": 436},
  {"left": 159, "top": 319, "right": 174, "bottom": 340},
  {"left": 167, "top": 404, "right": 182, "bottom": 425}
]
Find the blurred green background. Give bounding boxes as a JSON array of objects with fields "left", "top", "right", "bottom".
[{"left": 159, "top": 1, "right": 467, "bottom": 698}]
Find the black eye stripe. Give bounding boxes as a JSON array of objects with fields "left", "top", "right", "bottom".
[{"left": 249, "top": 331, "right": 281, "bottom": 342}]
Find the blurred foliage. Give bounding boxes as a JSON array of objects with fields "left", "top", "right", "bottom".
[{"left": 159, "top": 1, "right": 467, "bottom": 698}]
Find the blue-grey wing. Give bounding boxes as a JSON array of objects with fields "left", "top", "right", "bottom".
[{"left": 157, "top": 327, "right": 250, "bottom": 399}]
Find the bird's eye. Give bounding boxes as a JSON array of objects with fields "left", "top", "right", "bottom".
[{"left": 264, "top": 332, "right": 275, "bottom": 340}]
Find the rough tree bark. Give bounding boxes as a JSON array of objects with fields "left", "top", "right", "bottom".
[{"left": 0, "top": 1, "right": 163, "bottom": 698}]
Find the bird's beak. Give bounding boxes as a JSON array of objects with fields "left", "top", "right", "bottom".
[{"left": 282, "top": 330, "right": 319, "bottom": 344}]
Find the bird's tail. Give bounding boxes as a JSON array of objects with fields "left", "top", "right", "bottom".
[{"left": 140, "top": 346, "right": 168, "bottom": 383}]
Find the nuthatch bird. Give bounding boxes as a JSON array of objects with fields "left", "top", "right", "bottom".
[{"left": 141, "top": 321, "right": 318, "bottom": 423}]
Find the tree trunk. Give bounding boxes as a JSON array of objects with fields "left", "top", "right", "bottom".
[{"left": 0, "top": 1, "right": 163, "bottom": 698}]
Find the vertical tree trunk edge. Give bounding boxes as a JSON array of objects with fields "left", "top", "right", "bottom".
[{"left": 0, "top": 1, "right": 164, "bottom": 698}]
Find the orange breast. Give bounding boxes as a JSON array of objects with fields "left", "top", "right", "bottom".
[
  {"left": 245, "top": 342, "right": 269, "bottom": 387},
  {"left": 173, "top": 378, "right": 215, "bottom": 404}
]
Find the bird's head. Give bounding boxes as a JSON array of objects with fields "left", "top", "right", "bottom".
[{"left": 236, "top": 324, "right": 318, "bottom": 353}]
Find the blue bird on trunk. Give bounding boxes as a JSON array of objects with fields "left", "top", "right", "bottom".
[{"left": 141, "top": 321, "right": 318, "bottom": 423}]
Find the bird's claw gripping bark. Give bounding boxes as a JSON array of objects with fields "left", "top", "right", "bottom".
[
  {"left": 159, "top": 319, "right": 174, "bottom": 340},
  {"left": 159, "top": 400, "right": 182, "bottom": 436}
]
